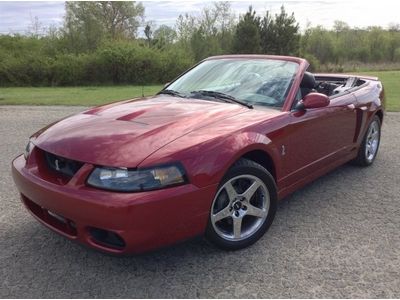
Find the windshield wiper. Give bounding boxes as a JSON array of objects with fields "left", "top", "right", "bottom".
[
  {"left": 190, "top": 90, "right": 253, "bottom": 109},
  {"left": 157, "top": 89, "right": 186, "bottom": 98}
]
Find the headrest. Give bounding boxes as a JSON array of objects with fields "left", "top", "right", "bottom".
[{"left": 301, "top": 72, "right": 316, "bottom": 89}]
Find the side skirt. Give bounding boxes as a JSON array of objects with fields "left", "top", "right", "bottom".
[{"left": 277, "top": 151, "right": 357, "bottom": 200}]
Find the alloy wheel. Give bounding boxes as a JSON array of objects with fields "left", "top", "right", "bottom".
[
  {"left": 365, "top": 120, "right": 380, "bottom": 163},
  {"left": 210, "top": 175, "right": 270, "bottom": 241}
]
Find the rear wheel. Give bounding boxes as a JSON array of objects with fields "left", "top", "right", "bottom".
[
  {"left": 353, "top": 115, "right": 381, "bottom": 166},
  {"left": 205, "top": 159, "right": 277, "bottom": 250}
]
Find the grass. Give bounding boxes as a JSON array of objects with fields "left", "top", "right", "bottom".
[
  {"left": 0, "top": 85, "right": 163, "bottom": 106},
  {"left": 0, "top": 70, "right": 398, "bottom": 111},
  {"left": 356, "top": 70, "right": 399, "bottom": 112}
]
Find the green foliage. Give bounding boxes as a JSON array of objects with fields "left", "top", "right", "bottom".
[
  {"left": 394, "top": 48, "right": 400, "bottom": 62},
  {"left": 153, "top": 25, "right": 177, "bottom": 49},
  {"left": 93, "top": 41, "right": 182, "bottom": 84},
  {"left": 63, "top": 1, "right": 144, "bottom": 51},
  {"left": 0, "top": 36, "right": 193, "bottom": 86},
  {"left": 144, "top": 24, "right": 152, "bottom": 46},
  {"left": 302, "top": 54, "right": 320, "bottom": 72},
  {"left": 233, "top": 6, "right": 261, "bottom": 54},
  {"left": 233, "top": 5, "right": 300, "bottom": 56},
  {"left": 0, "top": 2, "right": 399, "bottom": 87},
  {"left": 190, "top": 28, "right": 228, "bottom": 61},
  {"left": 179, "top": 2, "right": 236, "bottom": 61},
  {"left": 300, "top": 22, "right": 400, "bottom": 67},
  {"left": 301, "top": 26, "right": 336, "bottom": 64},
  {"left": 261, "top": 6, "right": 300, "bottom": 55}
]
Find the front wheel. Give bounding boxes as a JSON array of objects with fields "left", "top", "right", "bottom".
[
  {"left": 205, "top": 159, "right": 277, "bottom": 250},
  {"left": 352, "top": 115, "right": 381, "bottom": 166}
]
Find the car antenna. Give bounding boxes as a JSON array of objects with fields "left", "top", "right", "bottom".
[{"left": 142, "top": 85, "right": 144, "bottom": 97}]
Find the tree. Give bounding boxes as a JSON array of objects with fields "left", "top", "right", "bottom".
[
  {"left": 333, "top": 20, "right": 350, "bottom": 34},
  {"left": 208, "top": 1, "right": 236, "bottom": 53},
  {"left": 301, "top": 26, "right": 335, "bottom": 64},
  {"left": 260, "top": 5, "right": 300, "bottom": 55},
  {"left": 27, "top": 15, "right": 43, "bottom": 37},
  {"left": 388, "top": 23, "right": 400, "bottom": 32},
  {"left": 144, "top": 23, "right": 153, "bottom": 46},
  {"left": 176, "top": 13, "right": 196, "bottom": 43},
  {"left": 260, "top": 11, "right": 274, "bottom": 54},
  {"left": 176, "top": 2, "right": 235, "bottom": 59},
  {"left": 233, "top": 6, "right": 261, "bottom": 54},
  {"left": 190, "top": 27, "right": 224, "bottom": 61},
  {"left": 199, "top": 1, "right": 235, "bottom": 36},
  {"left": 153, "top": 25, "right": 177, "bottom": 49},
  {"left": 272, "top": 6, "right": 300, "bottom": 55},
  {"left": 367, "top": 26, "right": 387, "bottom": 61},
  {"left": 63, "top": 1, "right": 144, "bottom": 51}
]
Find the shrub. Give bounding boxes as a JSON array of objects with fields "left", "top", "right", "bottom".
[{"left": 0, "top": 37, "right": 194, "bottom": 86}]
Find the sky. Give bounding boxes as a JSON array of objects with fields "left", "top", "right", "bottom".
[{"left": 0, "top": 0, "right": 399, "bottom": 36}]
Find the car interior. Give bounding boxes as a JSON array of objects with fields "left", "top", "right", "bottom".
[
  {"left": 301, "top": 71, "right": 367, "bottom": 98},
  {"left": 300, "top": 72, "right": 317, "bottom": 98}
]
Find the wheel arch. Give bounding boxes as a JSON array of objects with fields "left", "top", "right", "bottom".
[
  {"left": 375, "top": 109, "right": 384, "bottom": 124},
  {"left": 240, "top": 149, "right": 277, "bottom": 181},
  {"left": 219, "top": 132, "right": 281, "bottom": 186}
]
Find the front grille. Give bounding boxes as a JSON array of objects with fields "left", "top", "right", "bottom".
[{"left": 44, "top": 151, "right": 83, "bottom": 178}]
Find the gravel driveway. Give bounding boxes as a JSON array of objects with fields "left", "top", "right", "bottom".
[{"left": 1, "top": 105, "right": 399, "bottom": 298}]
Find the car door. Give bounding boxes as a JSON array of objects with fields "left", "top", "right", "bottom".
[{"left": 278, "top": 92, "right": 358, "bottom": 190}]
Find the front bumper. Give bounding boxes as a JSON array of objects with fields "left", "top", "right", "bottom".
[{"left": 12, "top": 155, "right": 216, "bottom": 254}]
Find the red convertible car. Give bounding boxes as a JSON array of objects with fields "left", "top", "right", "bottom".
[{"left": 12, "top": 55, "right": 384, "bottom": 254}]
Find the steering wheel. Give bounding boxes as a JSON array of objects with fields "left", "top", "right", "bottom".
[
  {"left": 240, "top": 72, "right": 263, "bottom": 86},
  {"left": 256, "top": 79, "right": 286, "bottom": 99}
]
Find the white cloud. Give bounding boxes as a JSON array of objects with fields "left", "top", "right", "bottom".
[{"left": 0, "top": 1, "right": 64, "bottom": 34}]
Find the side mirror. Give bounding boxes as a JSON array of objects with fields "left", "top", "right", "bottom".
[
  {"left": 296, "top": 93, "right": 330, "bottom": 110},
  {"left": 164, "top": 82, "right": 170, "bottom": 88}
]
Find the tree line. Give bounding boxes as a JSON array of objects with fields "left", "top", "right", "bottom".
[{"left": 0, "top": 1, "right": 399, "bottom": 87}]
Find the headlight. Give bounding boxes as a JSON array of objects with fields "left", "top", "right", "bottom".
[
  {"left": 87, "top": 163, "right": 188, "bottom": 192},
  {"left": 24, "top": 141, "right": 34, "bottom": 160}
]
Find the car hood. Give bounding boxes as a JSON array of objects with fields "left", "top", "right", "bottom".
[{"left": 32, "top": 96, "right": 249, "bottom": 167}]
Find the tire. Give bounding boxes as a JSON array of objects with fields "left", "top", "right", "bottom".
[
  {"left": 205, "top": 158, "right": 277, "bottom": 250},
  {"left": 352, "top": 115, "right": 381, "bottom": 167}
]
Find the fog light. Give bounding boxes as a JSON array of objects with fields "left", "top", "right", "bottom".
[{"left": 89, "top": 227, "right": 126, "bottom": 249}]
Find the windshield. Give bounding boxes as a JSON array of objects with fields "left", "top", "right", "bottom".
[{"left": 166, "top": 58, "right": 299, "bottom": 108}]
